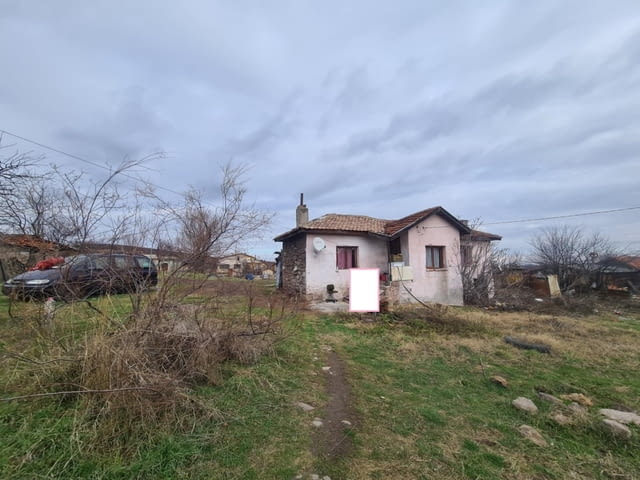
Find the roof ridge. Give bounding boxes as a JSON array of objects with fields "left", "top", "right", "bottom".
[
  {"left": 314, "top": 212, "right": 388, "bottom": 220},
  {"left": 273, "top": 205, "right": 485, "bottom": 241}
]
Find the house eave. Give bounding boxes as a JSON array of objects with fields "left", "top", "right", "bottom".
[
  {"left": 466, "top": 232, "right": 503, "bottom": 242},
  {"left": 387, "top": 206, "right": 472, "bottom": 239},
  {"left": 274, "top": 228, "right": 387, "bottom": 242},
  {"left": 273, "top": 228, "right": 303, "bottom": 242}
]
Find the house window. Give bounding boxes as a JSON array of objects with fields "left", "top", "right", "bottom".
[
  {"left": 426, "top": 246, "right": 445, "bottom": 269},
  {"left": 460, "top": 245, "right": 473, "bottom": 267},
  {"left": 389, "top": 237, "right": 403, "bottom": 262},
  {"left": 390, "top": 238, "right": 401, "bottom": 255},
  {"left": 336, "top": 246, "right": 358, "bottom": 269}
]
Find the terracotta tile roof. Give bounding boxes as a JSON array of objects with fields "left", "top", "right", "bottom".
[
  {"left": 274, "top": 206, "right": 492, "bottom": 242},
  {"left": 468, "top": 229, "right": 503, "bottom": 241},
  {"left": 0, "top": 234, "right": 60, "bottom": 251},
  {"left": 384, "top": 207, "right": 440, "bottom": 236},
  {"left": 303, "top": 214, "right": 389, "bottom": 234},
  {"left": 83, "top": 242, "right": 180, "bottom": 257},
  {"left": 615, "top": 256, "right": 640, "bottom": 270}
]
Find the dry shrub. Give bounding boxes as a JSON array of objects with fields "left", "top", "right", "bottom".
[
  {"left": 381, "top": 304, "right": 495, "bottom": 337},
  {"left": 61, "top": 299, "right": 288, "bottom": 450},
  {"left": 495, "top": 286, "right": 640, "bottom": 317},
  {"left": 0, "top": 289, "right": 298, "bottom": 454}
]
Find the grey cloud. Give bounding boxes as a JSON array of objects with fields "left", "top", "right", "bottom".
[
  {"left": 2, "top": 1, "right": 640, "bottom": 259},
  {"left": 225, "top": 112, "right": 298, "bottom": 160},
  {"left": 336, "top": 100, "right": 464, "bottom": 160},
  {"left": 57, "top": 86, "right": 169, "bottom": 162}
]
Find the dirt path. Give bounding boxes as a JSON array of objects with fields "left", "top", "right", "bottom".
[{"left": 312, "top": 350, "right": 357, "bottom": 460}]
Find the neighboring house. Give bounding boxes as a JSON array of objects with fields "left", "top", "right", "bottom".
[
  {"left": 274, "top": 199, "right": 502, "bottom": 306},
  {"left": 215, "top": 253, "right": 271, "bottom": 278},
  {"left": 0, "top": 234, "right": 74, "bottom": 280},
  {"left": 596, "top": 256, "right": 640, "bottom": 294}
]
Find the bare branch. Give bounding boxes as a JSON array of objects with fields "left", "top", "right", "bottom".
[
  {"left": 1, "top": 387, "right": 160, "bottom": 403},
  {"left": 529, "top": 225, "right": 617, "bottom": 291},
  {"left": 0, "top": 135, "right": 42, "bottom": 196}
]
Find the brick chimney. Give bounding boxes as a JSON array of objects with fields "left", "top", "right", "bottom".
[{"left": 296, "top": 193, "right": 309, "bottom": 227}]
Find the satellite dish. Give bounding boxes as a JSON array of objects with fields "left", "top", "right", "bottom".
[{"left": 312, "top": 237, "right": 326, "bottom": 253}]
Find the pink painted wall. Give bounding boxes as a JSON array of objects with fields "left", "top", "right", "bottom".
[
  {"left": 301, "top": 213, "right": 465, "bottom": 305},
  {"left": 399, "top": 214, "right": 464, "bottom": 305},
  {"left": 304, "top": 233, "right": 387, "bottom": 300}
]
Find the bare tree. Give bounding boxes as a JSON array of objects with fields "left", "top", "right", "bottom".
[
  {"left": 529, "top": 225, "right": 616, "bottom": 292},
  {"left": 0, "top": 138, "right": 42, "bottom": 234},
  {"left": 53, "top": 159, "right": 144, "bottom": 248},
  {"left": 0, "top": 173, "right": 63, "bottom": 240},
  {"left": 456, "top": 226, "right": 515, "bottom": 305},
  {"left": 1, "top": 155, "right": 159, "bottom": 248},
  {"left": 0, "top": 136, "right": 41, "bottom": 198},
  {"left": 152, "top": 162, "right": 273, "bottom": 304},
  {"left": 164, "top": 163, "right": 271, "bottom": 261}
]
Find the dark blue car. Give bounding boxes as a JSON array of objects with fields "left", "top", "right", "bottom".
[{"left": 2, "top": 254, "right": 158, "bottom": 300}]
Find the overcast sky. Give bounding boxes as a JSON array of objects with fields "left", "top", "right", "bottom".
[{"left": 1, "top": 1, "right": 639, "bottom": 259}]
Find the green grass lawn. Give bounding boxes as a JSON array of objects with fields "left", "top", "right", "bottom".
[{"left": 1, "top": 291, "right": 639, "bottom": 479}]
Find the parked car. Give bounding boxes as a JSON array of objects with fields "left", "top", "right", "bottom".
[{"left": 2, "top": 254, "right": 158, "bottom": 300}]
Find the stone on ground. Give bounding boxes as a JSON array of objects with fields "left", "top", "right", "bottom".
[
  {"left": 602, "top": 419, "right": 632, "bottom": 439},
  {"left": 512, "top": 397, "right": 538, "bottom": 414},
  {"left": 551, "top": 412, "right": 572, "bottom": 425},
  {"left": 537, "top": 392, "right": 562, "bottom": 405},
  {"left": 568, "top": 402, "right": 588, "bottom": 417},
  {"left": 296, "top": 402, "right": 315, "bottom": 412},
  {"left": 518, "top": 425, "right": 548, "bottom": 447},
  {"left": 599, "top": 409, "right": 640, "bottom": 426}
]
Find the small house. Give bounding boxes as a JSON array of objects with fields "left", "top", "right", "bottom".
[{"left": 274, "top": 198, "right": 501, "bottom": 306}]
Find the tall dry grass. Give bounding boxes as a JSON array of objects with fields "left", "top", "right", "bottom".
[
  {"left": 1, "top": 287, "right": 298, "bottom": 453},
  {"left": 73, "top": 297, "right": 290, "bottom": 448}
]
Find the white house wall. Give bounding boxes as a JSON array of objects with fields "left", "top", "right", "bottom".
[
  {"left": 305, "top": 234, "right": 388, "bottom": 300},
  {"left": 400, "top": 215, "right": 464, "bottom": 306}
]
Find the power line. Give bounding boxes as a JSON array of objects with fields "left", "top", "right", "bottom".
[
  {"left": 2, "top": 128, "right": 639, "bottom": 232},
  {"left": 0, "top": 128, "right": 184, "bottom": 197},
  {"left": 484, "top": 206, "right": 640, "bottom": 226}
]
